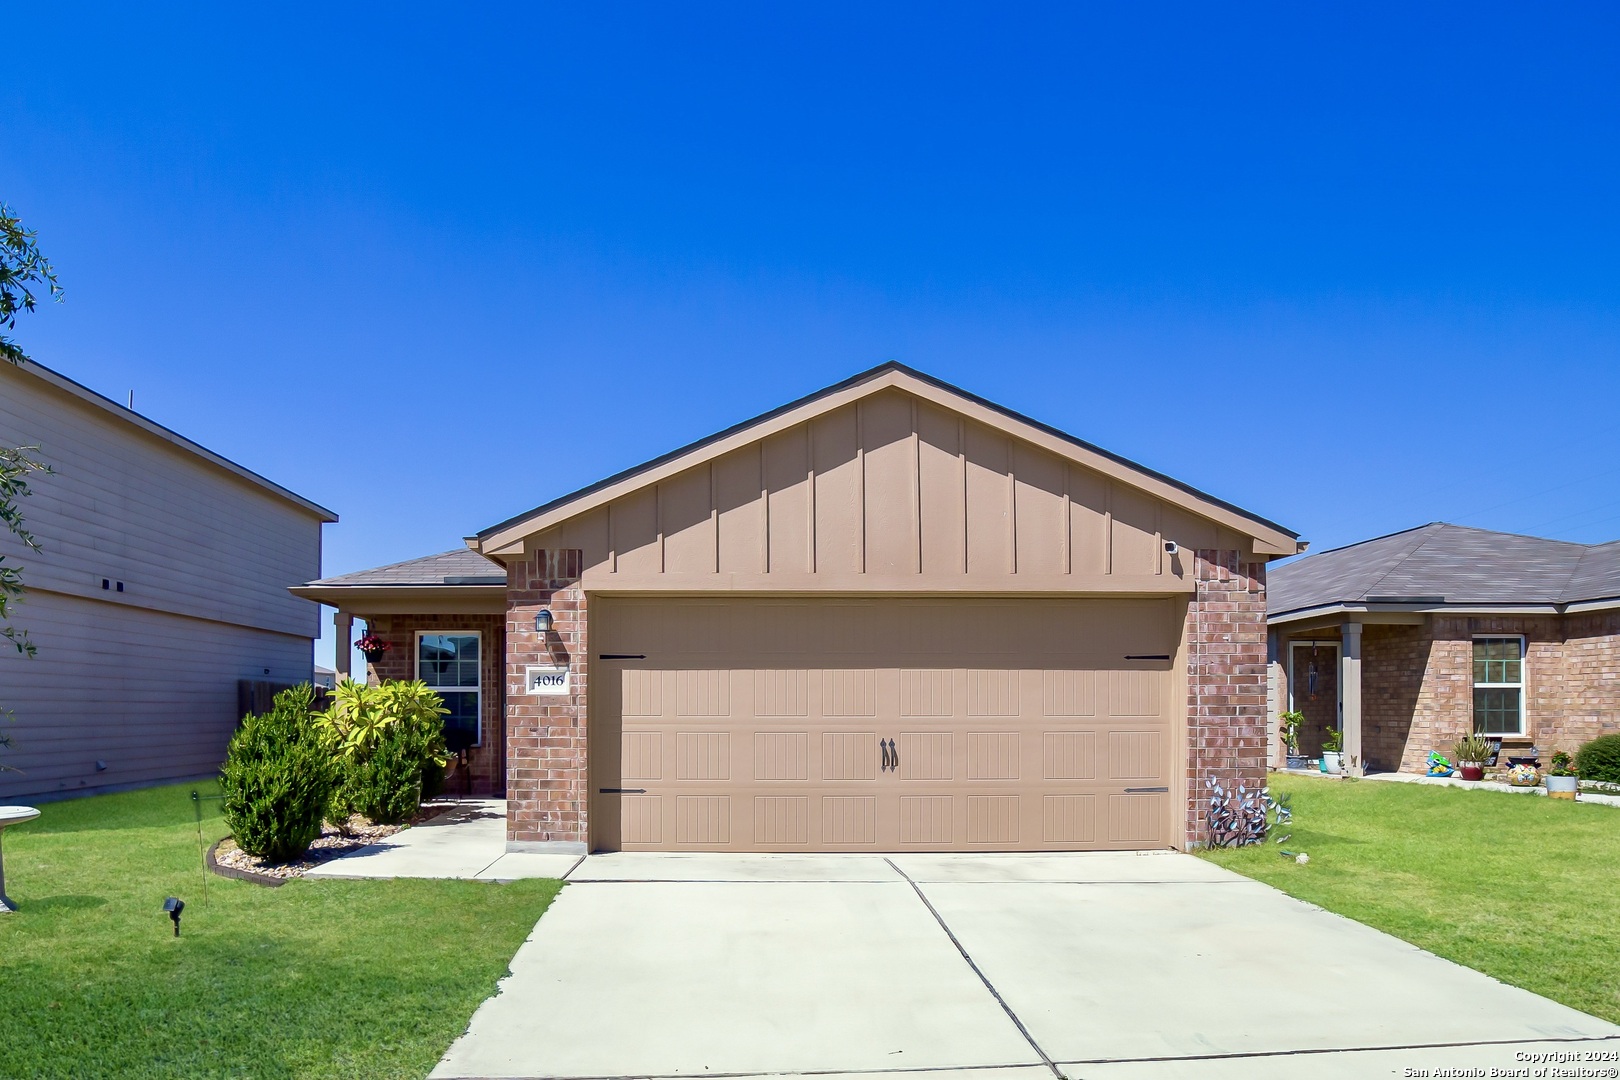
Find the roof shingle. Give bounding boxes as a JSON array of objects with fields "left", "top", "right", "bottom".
[
  {"left": 305, "top": 550, "right": 506, "bottom": 587},
  {"left": 1268, "top": 523, "right": 1620, "bottom": 616}
]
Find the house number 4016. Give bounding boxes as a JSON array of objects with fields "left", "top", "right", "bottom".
[{"left": 525, "top": 666, "right": 569, "bottom": 695}]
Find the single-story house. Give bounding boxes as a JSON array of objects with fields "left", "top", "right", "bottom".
[
  {"left": 0, "top": 359, "right": 335, "bottom": 800},
  {"left": 294, "top": 363, "right": 1302, "bottom": 852},
  {"left": 1267, "top": 522, "right": 1620, "bottom": 775}
]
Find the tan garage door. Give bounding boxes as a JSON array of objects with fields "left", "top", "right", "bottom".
[{"left": 590, "top": 597, "right": 1179, "bottom": 852}]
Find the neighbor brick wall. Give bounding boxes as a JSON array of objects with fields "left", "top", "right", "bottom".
[
  {"left": 1293, "top": 612, "right": 1620, "bottom": 774},
  {"left": 1362, "top": 624, "right": 1425, "bottom": 773},
  {"left": 1186, "top": 549, "right": 1269, "bottom": 845},
  {"left": 505, "top": 548, "right": 589, "bottom": 849},
  {"left": 358, "top": 612, "right": 506, "bottom": 796}
]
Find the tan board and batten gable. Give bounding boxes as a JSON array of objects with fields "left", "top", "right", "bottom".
[{"left": 469, "top": 364, "right": 1299, "bottom": 853}]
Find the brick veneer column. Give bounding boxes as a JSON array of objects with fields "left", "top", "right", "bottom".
[
  {"left": 1185, "top": 549, "right": 1269, "bottom": 845},
  {"left": 505, "top": 548, "right": 589, "bottom": 853}
]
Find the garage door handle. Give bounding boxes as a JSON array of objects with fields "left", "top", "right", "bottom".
[
  {"left": 1124, "top": 786, "right": 1169, "bottom": 793},
  {"left": 599, "top": 788, "right": 647, "bottom": 794},
  {"left": 880, "top": 738, "right": 896, "bottom": 771}
]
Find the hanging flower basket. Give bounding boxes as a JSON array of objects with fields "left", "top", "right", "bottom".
[{"left": 356, "top": 633, "right": 391, "bottom": 664}]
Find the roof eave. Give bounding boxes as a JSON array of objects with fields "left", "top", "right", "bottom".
[
  {"left": 470, "top": 363, "right": 1299, "bottom": 556},
  {"left": 13, "top": 359, "right": 338, "bottom": 522}
]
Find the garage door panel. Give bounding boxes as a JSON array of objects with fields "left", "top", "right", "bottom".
[
  {"left": 898, "top": 732, "right": 953, "bottom": 780},
  {"left": 822, "top": 796, "right": 878, "bottom": 845},
  {"left": 965, "top": 732, "right": 1019, "bottom": 780},
  {"left": 1107, "top": 793, "right": 1168, "bottom": 845},
  {"left": 597, "top": 598, "right": 1177, "bottom": 852},
  {"left": 821, "top": 731, "right": 880, "bottom": 780},
  {"left": 675, "top": 732, "right": 731, "bottom": 781},
  {"left": 1042, "top": 794, "right": 1097, "bottom": 843},
  {"left": 1106, "top": 730, "right": 1165, "bottom": 781},
  {"left": 754, "top": 796, "right": 810, "bottom": 846},
  {"left": 899, "top": 796, "right": 954, "bottom": 845},
  {"left": 622, "top": 732, "right": 663, "bottom": 781},
  {"left": 1042, "top": 730, "right": 1097, "bottom": 779},
  {"left": 753, "top": 731, "right": 809, "bottom": 780},
  {"left": 675, "top": 796, "right": 732, "bottom": 845}
]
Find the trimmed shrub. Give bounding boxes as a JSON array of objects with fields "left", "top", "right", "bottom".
[
  {"left": 344, "top": 716, "right": 443, "bottom": 824},
  {"left": 1575, "top": 734, "right": 1620, "bottom": 785},
  {"left": 318, "top": 679, "right": 449, "bottom": 824},
  {"left": 220, "top": 684, "right": 337, "bottom": 861}
]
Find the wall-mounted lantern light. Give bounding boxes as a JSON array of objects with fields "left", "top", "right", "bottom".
[{"left": 534, "top": 609, "right": 554, "bottom": 636}]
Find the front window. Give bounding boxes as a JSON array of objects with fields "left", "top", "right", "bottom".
[
  {"left": 418, "top": 632, "right": 481, "bottom": 748},
  {"left": 1472, "top": 636, "right": 1525, "bottom": 736}
]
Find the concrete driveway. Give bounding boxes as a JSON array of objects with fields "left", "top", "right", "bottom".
[{"left": 432, "top": 852, "right": 1620, "bottom": 1080}]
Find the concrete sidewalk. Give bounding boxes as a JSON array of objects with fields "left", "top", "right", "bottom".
[
  {"left": 432, "top": 852, "right": 1620, "bottom": 1080},
  {"left": 302, "top": 800, "right": 578, "bottom": 881}
]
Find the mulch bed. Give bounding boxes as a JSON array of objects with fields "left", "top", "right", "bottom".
[{"left": 210, "top": 802, "right": 459, "bottom": 883}]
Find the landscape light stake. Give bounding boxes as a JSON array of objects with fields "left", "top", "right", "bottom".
[
  {"left": 163, "top": 896, "right": 185, "bottom": 937},
  {"left": 190, "top": 790, "right": 224, "bottom": 908}
]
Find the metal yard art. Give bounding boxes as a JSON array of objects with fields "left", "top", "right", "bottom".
[{"left": 1205, "top": 777, "right": 1302, "bottom": 861}]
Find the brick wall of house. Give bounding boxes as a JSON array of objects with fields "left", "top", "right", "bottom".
[
  {"left": 504, "top": 548, "right": 589, "bottom": 850},
  {"left": 359, "top": 612, "right": 506, "bottom": 796},
  {"left": 1186, "top": 549, "right": 1269, "bottom": 844},
  {"left": 1287, "top": 612, "right": 1620, "bottom": 775},
  {"left": 1362, "top": 624, "right": 1425, "bottom": 773}
]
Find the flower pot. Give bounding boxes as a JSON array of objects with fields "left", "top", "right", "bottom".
[
  {"left": 361, "top": 650, "right": 387, "bottom": 664},
  {"left": 1321, "top": 752, "right": 1343, "bottom": 775},
  {"left": 1506, "top": 764, "right": 1540, "bottom": 787},
  {"left": 1547, "top": 775, "right": 1578, "bottom": 801},
  {"left": 1459, "top": 763, "right": 1485, "bottom": 781}
]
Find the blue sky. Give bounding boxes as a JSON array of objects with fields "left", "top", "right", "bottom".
[{"left": 4, "top": 4, "right": 1619, "bottom": 667}]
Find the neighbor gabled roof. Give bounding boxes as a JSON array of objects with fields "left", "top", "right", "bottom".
[
  {"left": 1268, "top": 523, "right": 1620, "bottom": 620},
  {"left": 469, "top": 362, "right": 1302, "bottom": 557},
  {"left": 6, "top": 358, "right": 337, "bottom": 522}
]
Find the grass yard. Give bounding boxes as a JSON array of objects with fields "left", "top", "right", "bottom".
[
  {"left": 1202, "top": 774, "right": 1620, "bottom": 1024},
  {"left": 0, "top": 783, "right": 561, "bottom": 1079}
]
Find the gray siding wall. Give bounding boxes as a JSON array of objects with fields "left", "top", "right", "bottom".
[
  {"left": 0, "top": 590, "right": 312, "bottom": 799},
  {"left": 0, "top": 364, "right": 327, "bottom": 799},
  {"left": 0, "top": 366, "right": 323, "bottom": 638}
]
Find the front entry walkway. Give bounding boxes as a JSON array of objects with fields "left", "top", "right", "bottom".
[
  {"left": 302, "top": 801, "right": 579, "bottom": 881},
  {"left": 431, "top": 851, "right": 1619, "bottom": 1079}
]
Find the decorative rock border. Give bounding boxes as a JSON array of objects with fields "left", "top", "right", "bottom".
[{"left": 205, "top": 838, "right": 285, "bottom": 888}]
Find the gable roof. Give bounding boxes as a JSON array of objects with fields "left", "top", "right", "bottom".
[
  {"left": 1269, "top": 523, "right": 1620, "bottom": 619},
  {"left": 301, "top": 549, "right": 506, "bottom": 587},
  {"left": 7, "top": 358, "right": 337, "bottom": 522},
  {"left": 469, "top": 362, "right": 1301, "bottom": 557}
]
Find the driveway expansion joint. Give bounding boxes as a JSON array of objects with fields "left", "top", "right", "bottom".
[{"left": 884, "top": 858, "right": 1066, "bottom": 1080}]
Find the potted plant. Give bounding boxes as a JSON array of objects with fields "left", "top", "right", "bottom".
[
  {"left": 1546, "top": 751, "right": 1579, "bottom": 801},
  {"left": 1453, "top": 733, "right": 1494, "bottom": 782},
  {"left": 355, "top": 632, "right": 391, "bottom": 665},
  {"left": 1320, "top": 727, "right": 1344, "bottom": 775},
  {"left": 1280, "top": 711, "right": 1308, "bottom": 770}
]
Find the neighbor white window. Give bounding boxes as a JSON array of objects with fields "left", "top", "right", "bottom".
[
  {"left": 1472, "top": 636, "right": 1525, "bottom": 737},
  {"left": 417, "top": 632, "right": 481, "bottom": 747}
]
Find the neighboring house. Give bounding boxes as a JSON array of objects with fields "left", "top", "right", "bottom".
[
  {"left": 314, "top": 665, "right": 338, "bottom": 690},
  {"left": 0, "top": 360, "right": 335, "bottom": 800},
  {"left": 1268, "top": 522, "right": 1620, "bottom": 775},
  {"left": 294, "top": 363, "right": 1302, "bottom": 853}
]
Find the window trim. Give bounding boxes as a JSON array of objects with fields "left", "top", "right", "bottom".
[
  {"left": 1286, "top": 639, "right": 1341, "bottom": 718},
  {"left": 415, "top": 630, "right": 482, "bottom": 747},
  {"left": 1471, "top": 634, "right": 1527, "bottom": 738}
]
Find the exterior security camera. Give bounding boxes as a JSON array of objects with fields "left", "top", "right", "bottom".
[{"left": 1164, "top": 541, "right": 1180, "bottom": 555}]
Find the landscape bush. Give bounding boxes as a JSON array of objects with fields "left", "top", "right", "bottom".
[
  {"left": 1575, "top": 734, "right": 1620, "bottom": 785},
  {"left": 219, "top": 684, "right": 337, "bottom": 861},
  {"left": 317, "top": 679, "right": 449, "bottom": 824}
]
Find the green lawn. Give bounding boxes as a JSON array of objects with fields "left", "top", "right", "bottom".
[
  {"left": 1202, "top": 774, "right": 1620, "bottom": 1024},
  {"left": 0, "top": 783, "right": 561, "bottom": 1079}
]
